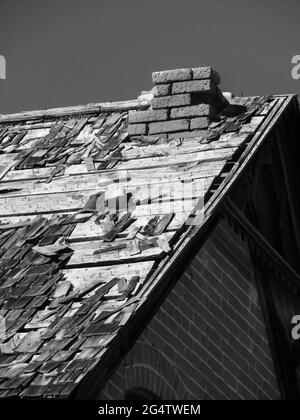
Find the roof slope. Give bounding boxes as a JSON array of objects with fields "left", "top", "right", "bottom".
[{"left": 0, "top": 93, "right": 288, "bottom": 398}]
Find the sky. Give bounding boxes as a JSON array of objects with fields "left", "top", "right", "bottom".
[{"left": 0, "top": 0, "right": 299, "bottom": 114}]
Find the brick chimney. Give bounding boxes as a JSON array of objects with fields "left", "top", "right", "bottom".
[{"left": 128, "top": 67, "right": 228, "bottom": 139}]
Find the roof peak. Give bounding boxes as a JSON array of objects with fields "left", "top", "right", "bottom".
[
  {"left": 0, "top": 62, "right": 292, "bottom": 125},
  {"left": 0, "top": 98, "right": 150, "bottom": 124}
]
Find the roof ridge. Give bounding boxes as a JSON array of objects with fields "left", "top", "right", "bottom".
[
  {"left": 0, "top": 98, "right": 150, "bottom": 123},
  {"left": 0, "top": 95, "right": 292, "bottom": 125}
]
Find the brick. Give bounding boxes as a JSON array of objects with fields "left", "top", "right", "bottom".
[
  {"left": 206, "top": 382, "right": 227, "bottom": 400},
  {"left": 172, "top": 79, "right": 216, "bottom": 94},
  {"left": 154, "top": 84, "right": 171, "bottom": 97},
  {"left": 128, "top": 109, "right": 168, "bottom": 124},
  {"left": 237, "top": 382, "right": 257, "bottom": 400},
  {"left": 152, "top": 68, "right": 192, "bottom": 84},
  {"left": 192, "top": 67, "right": 221, "bottom": 84},
  {"left": 148, "top": 119, "right": 189, "bottom": 134},
  {"left": 127, "top": 123, "right": 147, "bottom": 136},
  {"left": 223, "top": 369, "right": 238, "bottom": 391},
  {"left": 170, "top": 104, "right": 213, "bottom": 119},
  {"left": 151, "top": 94, "right": 191, "bottom": 109},
  {"left": 190, "top": 117, "right": 211, "bottom": 130},
  {"left": 261, "top": 380, "right": 280, "bottom": 399},
  {"left": 237, "top": 369, "right": 259, "bottom": 396},
  {"left": 100, "top": 219, "right": 280, "bottom": 401}
]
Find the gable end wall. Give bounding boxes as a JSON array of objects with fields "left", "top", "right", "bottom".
[{"left": 99, "top": 218, "right": 280, "bottom": 400}]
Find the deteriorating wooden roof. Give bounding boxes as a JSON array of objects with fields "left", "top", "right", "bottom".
[{"left": 0, "top": 94, "right": 288, "bottom": 398}]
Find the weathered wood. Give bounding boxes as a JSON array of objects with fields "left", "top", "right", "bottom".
[
  {"left": 0, "top": 161, "right": 17, "bottom": 181},
  {"left": 66, "top": 234, "right": 173, "bottom": 267},
  {"left": 1, "top": 159, "right": 225, "bottom": 182},
  {"left": 0, "top": 89, "right": 287, "bottom": 401},
  {"left": 0, "top": 171, "right": 216, "bottom": 198},
  {"left": 0, "top": 99, "right": 150, "bottom": 123},
  {"left": 2, "top": 167, "right": 54, "bottom": 181},
  {"left": 7, "top": 122, "right": 54, "bottom": 132},
  {"left": 62, "top": 261, "right": 154, "bottom": 290},
  {"left": 0, "top": 210, "right": 190, "bottom": 235},
  {"left": 0, "top": 190, "right": 90, "bottom": 215},
  {"left": 130, "top": 198, "right": 200, "bottom": 218},
  {"left": 0, "top": 181, "right": 208, "bottom": 216},
  {"left": 123, "top": 134, "right": 249, "bottom": 159},
  {"left": 21, "top": 128, "right": 51, "bottom": 141},
  {"left": 69, "top": 212, "right": 187, "bottom": 241},
  {"left": 114, "top": 148, "right": 235, "bottom": 170},
  {"left": 0, "top": 153, "right": 19, "bottom": 165}
]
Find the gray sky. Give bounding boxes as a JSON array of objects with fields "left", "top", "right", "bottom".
[{"left": 0, "top": 0, "right": 299, "bottom": 114}]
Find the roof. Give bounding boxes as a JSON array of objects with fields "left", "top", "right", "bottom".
[{"left": 0, "top": 89, "right": 293, "bottom": 398}]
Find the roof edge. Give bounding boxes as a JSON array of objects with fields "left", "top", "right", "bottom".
[
  {"left": 1, "top": 94, "right": 296, "bottom": 125},
  {"left": 0, "top": 98, "right": 151, "bottom": 123},
  {"left": 73, "top": 94, "right": 294, "bottom": 399}
]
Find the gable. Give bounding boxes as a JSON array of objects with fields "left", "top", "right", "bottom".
[{"left": 0, "top": 67, "right": 293, "bottom": 398}]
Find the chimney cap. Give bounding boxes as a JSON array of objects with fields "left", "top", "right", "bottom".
[{"left": 152, "top": 66, "right": 220, "bottom": 85}]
